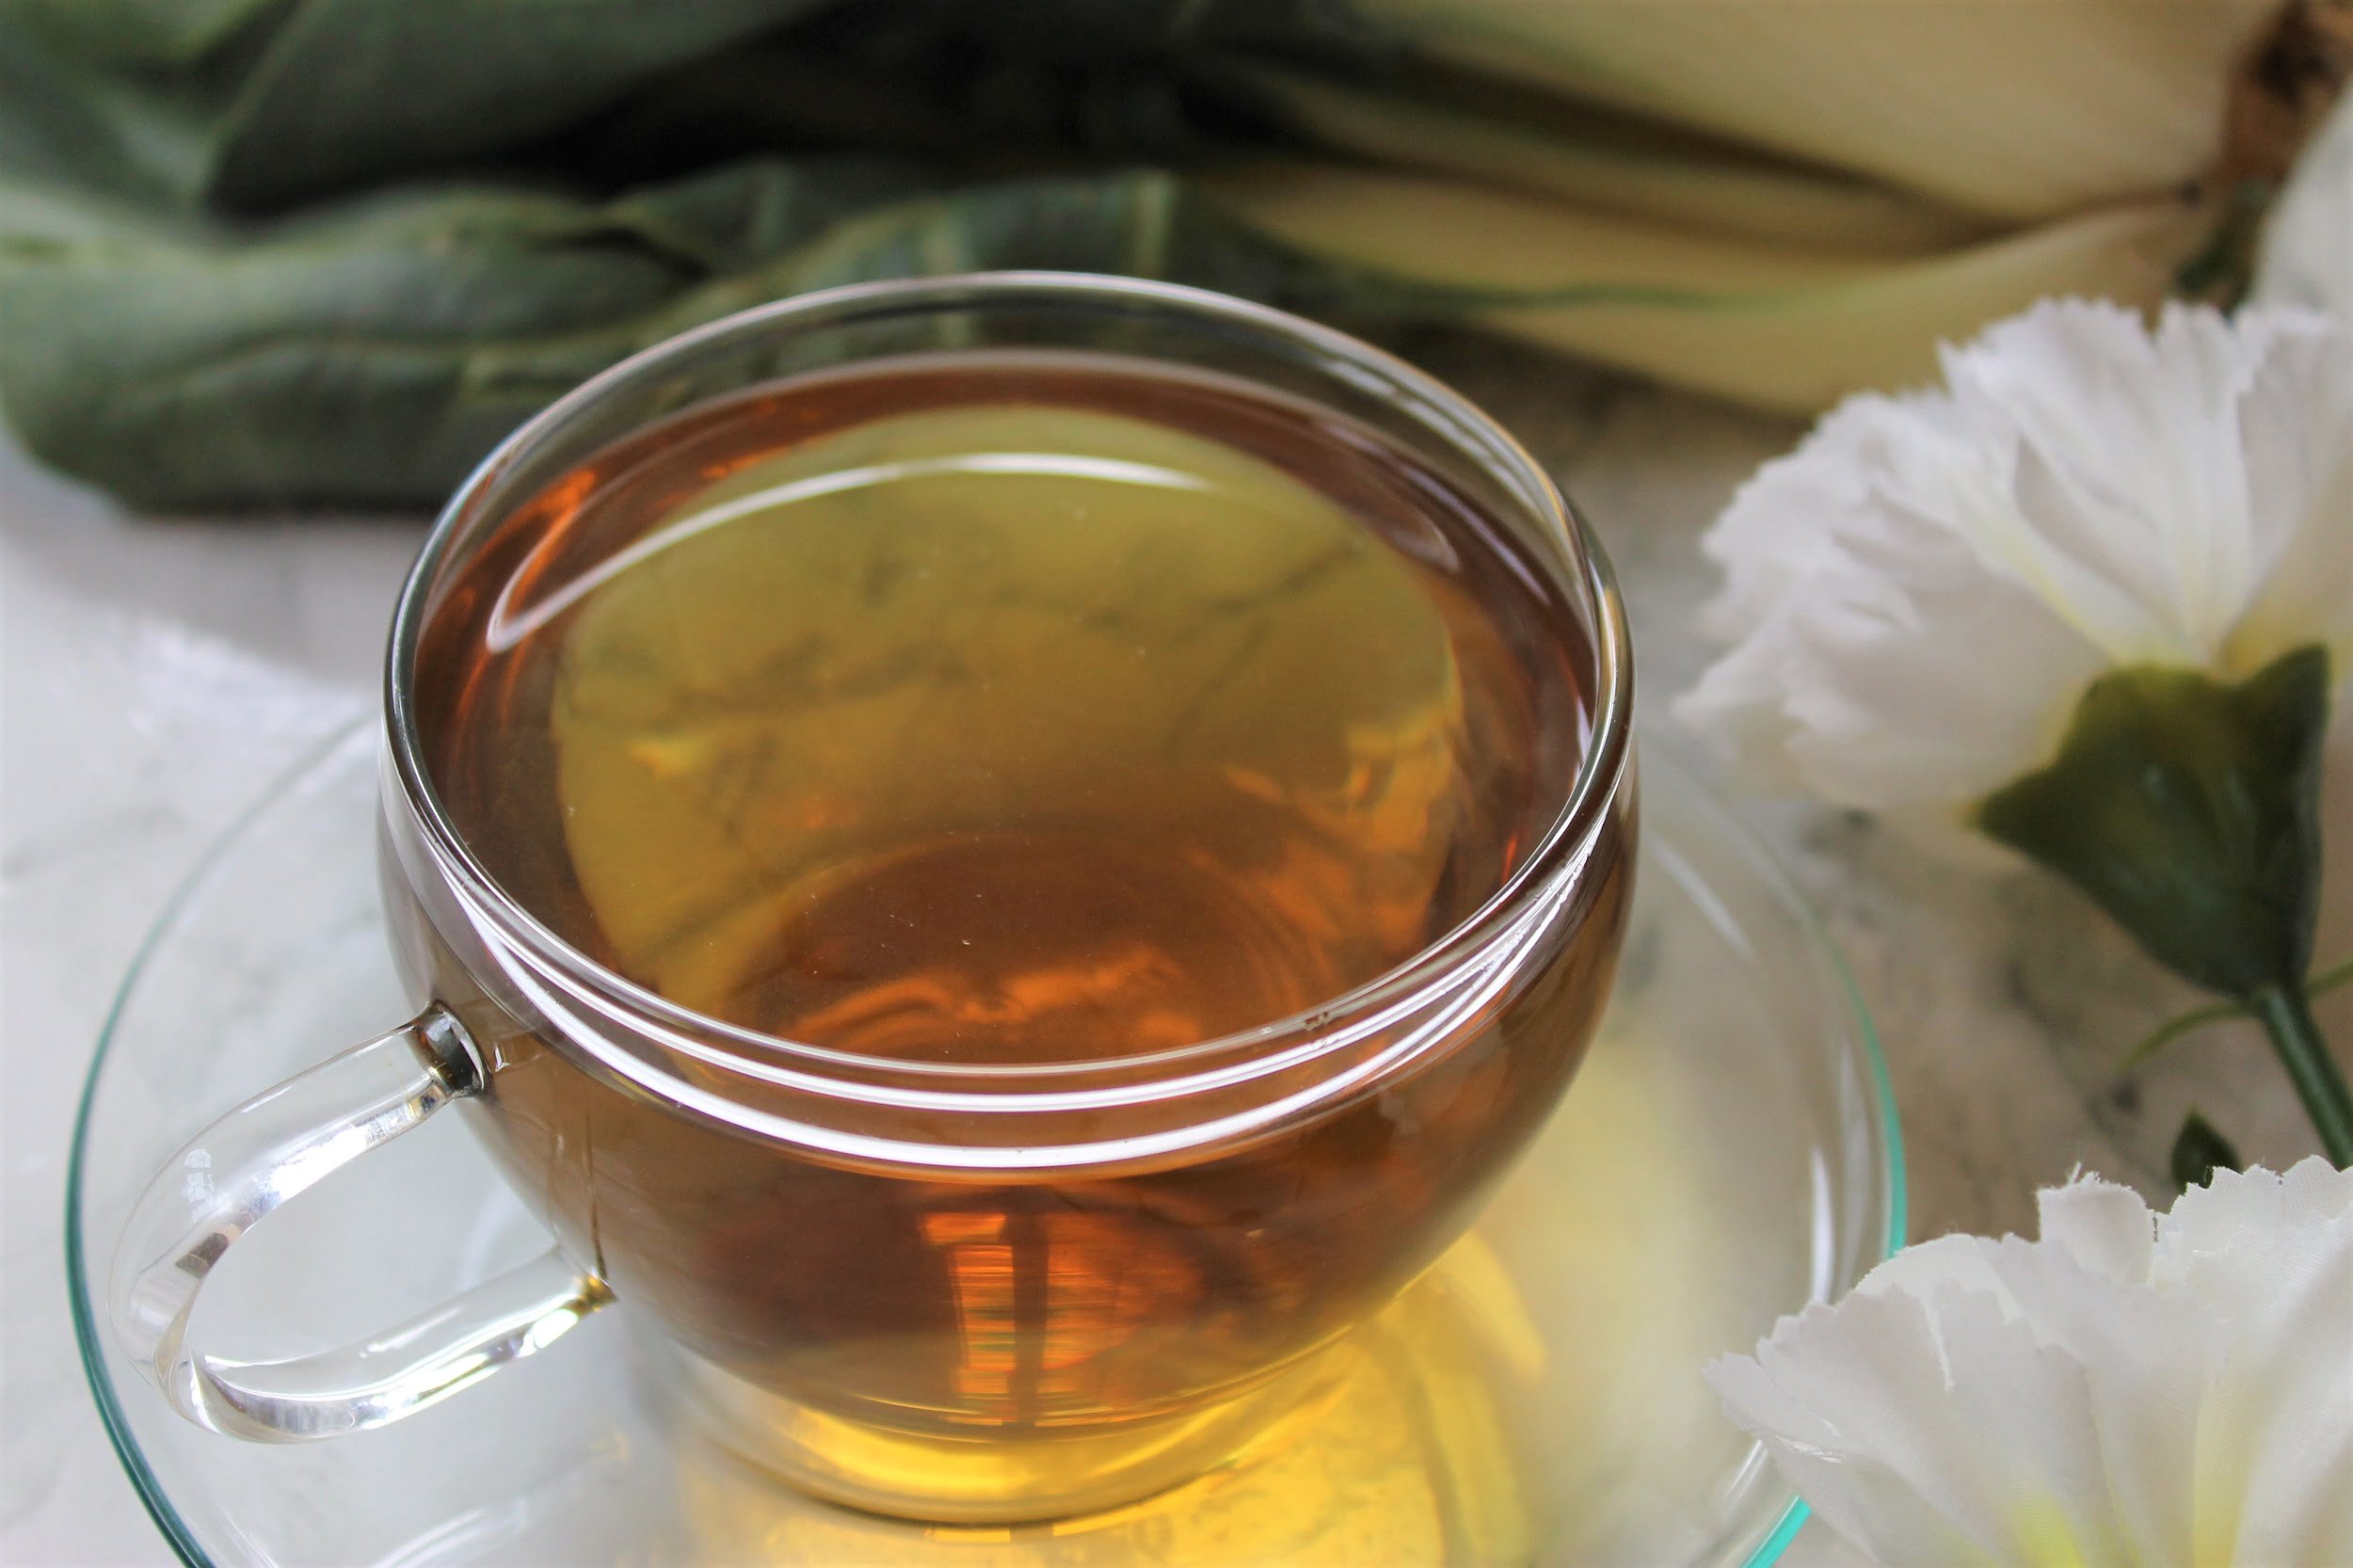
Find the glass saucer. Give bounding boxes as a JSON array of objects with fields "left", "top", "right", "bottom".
[{"left": 69, "top": 722, "right": 1901, "bottom": 1568}]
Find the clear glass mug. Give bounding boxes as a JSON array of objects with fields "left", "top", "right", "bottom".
[{"left": 111, "top": 274, "right": 1636, "bottom": 1523}]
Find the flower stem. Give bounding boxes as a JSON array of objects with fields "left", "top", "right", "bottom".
[
  {"left": 2250, "top": 984, "right": 2353, "bottom": 1168},
  {"left": 2120, "top": 954, "right": 2353, "bottom": 1072}
]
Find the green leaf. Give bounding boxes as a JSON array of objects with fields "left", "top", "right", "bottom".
[
  {"left": 593, "top": 157, "right": 944, "bottom": 275},
  {"left": 0, "top": 140, "right": 2219, "bottom": 505},
  {"left": 0, "top": 173, "right": 733, "bottom": 508},
  {"left": 2120, "top": 997, "right": 2252, "bottom": 1073},
  {"left": 0, "top": 14, "right": 180, "bottom": 200},
  {"left": 203, "top": 0, "right": 834, "bottom": 209},
  {"left": 0, "top": 0, "right": 285, "bottom": 71},
  {"left": 1977, "top": 648, "right": 2331, "bottom": 1000},
  {"left": 2169, "top": 1110, "right": 2242, "bottom": 1190},
  {"left": 2117, "top": 953, "right": 2353, "bottom": 1073},
  {"left": 0, "top": 0, "right": 2254, "bottom": 505},
  {"left": 0, "top": 163, "right": 1297, "bottom": 509}
]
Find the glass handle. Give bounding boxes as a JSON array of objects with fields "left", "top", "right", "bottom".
[{"left": 110, "top": 1005, "right": 613, "bottom": 1441}]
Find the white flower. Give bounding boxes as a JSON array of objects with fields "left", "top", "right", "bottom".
[
  {"left": 1674, "top": 299, "right": 2353, "bottom": 813},
  {"left": 2257, "top": 88, "right": 2353, "bottom": 326},
  {"left": 1709, "top": 1160, "right": 2353, "bottom": 1568}
]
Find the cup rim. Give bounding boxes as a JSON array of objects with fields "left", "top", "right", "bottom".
[{"left": 384, "top": 270, "right": 1633, "bottom": 1087}]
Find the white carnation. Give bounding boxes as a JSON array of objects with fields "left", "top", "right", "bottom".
[
  {"left": 1710, "top": 1160, "right": 2353, "bottom": 1568},
  {"left": 1675, "top": 299, "right": 2353, "bottom": 812}
]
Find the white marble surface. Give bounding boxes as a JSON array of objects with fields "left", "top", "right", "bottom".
[
  {"left": 1, "top": 446, "right": 424, "bottom": 1566},
  {"left": 3, "top": 339, "right": 2345, "bottom": 1567}
]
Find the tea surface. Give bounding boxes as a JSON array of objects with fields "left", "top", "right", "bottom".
[
  {"left": 421, "top": 354, "right": 1588, "bottom": 1060},
  {"left": 403, "top": 351, "right": 1628, "bottom": 1508}
]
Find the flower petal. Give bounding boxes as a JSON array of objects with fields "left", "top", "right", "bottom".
[
  {"left": 1718, "top": 1275, "right": 2160, "bottom": 1567},
  {"left": 1679, "top": 296, "right": 2353, "bottom": 816},
  {"left": 1676, "top": 388, "right": 2112, "bottom": 808},
  {"left": 1942, "top": 299, "right": 2265, "bottom": 663},
  {"left": 1711, "top": 1290, "right": 2011, "bottom": 1565},
  {"left": 1772, "top": 515, "right": 2107, "bottom": 806},
  {"left": 2032, "top": 1174, "right": 2155, "bottom": 1284},
  {"left": 1965, "top": 1193, "right": 2210, "bottom": 1567},
  {"left": 1851, "top": 1207, "right": 2209, "bottom": 1567},
  {"left": 1713, "top": 1170, "right": 2353, "bottom": 1567},
  {"left": 1699, "top": 395, "right": 1902, "bottom": 639},
  {"left": 2230, "top": 312, "right": 2353, "bottom": 677},
  {"left": 2157, "top": 1160, "right": 2353, "bottom": 1567}
]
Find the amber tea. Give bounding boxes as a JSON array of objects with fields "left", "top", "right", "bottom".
[
  {"left": 106, "top": 280, "right": 1637, "bottom": 1525},
  {"left": 424, "top": 355, "right": 1590, "bottom": 1050},
  {"left": 399, "top": 348, "right": 1629, "bottom": 1513}
]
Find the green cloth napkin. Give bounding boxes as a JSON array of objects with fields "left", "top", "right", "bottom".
[{"left": 0, "top": 0, "right": 2282, "bottom": 510}]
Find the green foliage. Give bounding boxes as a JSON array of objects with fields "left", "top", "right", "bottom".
[
  {"left": 0, "top": 1, "right": 1352, "bottom": 506},
  {"left": 0, "top": 1, "right": 829, "bottom": 205},
  {"left": 2121, "top": 953, "right": 2353, "bottom": 1072},
  {"left": 0, "top": 162, "right": 1329, "bottom": 508},
  {"left": 2169, "top": 1110, "right": 2242, "bottom": 1191},
  {"left": 1977, "top": 648, "right": 2331, "bottom": 999},
  {"left": 0, "top": 0, "right": 2237, "bottom": 508}
]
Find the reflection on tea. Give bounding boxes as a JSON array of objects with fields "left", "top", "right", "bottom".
[
  {"left": 404, "top": 351, "right": 1626, "bottom": 1514},
  {"left": 429, "top": 362, "right": 1583, "bottom": 1054}
]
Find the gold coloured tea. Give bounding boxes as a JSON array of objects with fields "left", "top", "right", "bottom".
[
  {"left": 425, "top": 358, "right": 1586, "bottom": 1050},
  {"left": 105, "top": 281, "right": 1636, "bottom": 1526},
  {"left": 402, "top": 350, "right": 1626, "bottom": 1514}
]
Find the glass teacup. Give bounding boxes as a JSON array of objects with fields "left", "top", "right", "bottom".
[{"left": 111, "top": 274, "right": 1635, "bottom": 1523}]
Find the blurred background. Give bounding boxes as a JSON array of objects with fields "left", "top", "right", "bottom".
[{"left": 2, "top": 0, "right": 2342, "bottom": 511}]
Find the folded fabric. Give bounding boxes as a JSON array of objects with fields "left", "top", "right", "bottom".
[{"left": 0, "top": 0, "right": 2329, "bottom": 511}]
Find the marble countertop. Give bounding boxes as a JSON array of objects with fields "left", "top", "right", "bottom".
[{"left": 5, "top": 336, "right": 2345, "bottom": 1567}]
